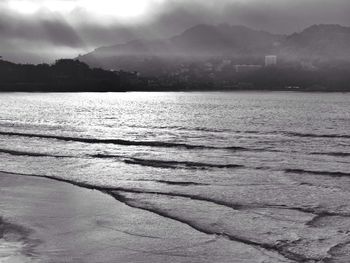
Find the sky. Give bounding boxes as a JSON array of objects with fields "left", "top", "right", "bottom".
[{"left": 1, "top": 0, "right": 350, "bottom": 63}]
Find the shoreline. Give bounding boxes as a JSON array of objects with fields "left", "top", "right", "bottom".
[
  {"left": 0, "top": 90, "right": 349, "bottom": 93},
  {"left": 0, "top": 171, "right": 290, "bottom": 263}
]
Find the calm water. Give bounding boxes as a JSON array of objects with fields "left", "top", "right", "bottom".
[{"left": 0, "top": 92, "right": 350, "bottom": 261}]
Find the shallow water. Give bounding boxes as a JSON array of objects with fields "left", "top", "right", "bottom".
[{"left": 0, "top": 92, "right": 349, "bottom": 261}]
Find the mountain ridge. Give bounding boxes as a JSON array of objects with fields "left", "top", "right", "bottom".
[{"left": 78, "top": 23, "right": 350, "bottom": 72}]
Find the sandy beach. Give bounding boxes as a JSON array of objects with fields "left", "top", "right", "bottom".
[{"left": 0, "top": 172, "right": 294, "bottom": 263}]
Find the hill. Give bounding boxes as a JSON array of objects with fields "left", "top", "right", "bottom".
[
  {"left": 281, "top": 24, "right": 350, "bottom": 61},
  {"left": 0, "top": 59, "right": 140, "bottom": 92},
  {"left": 78, "top": 24, "right": 282, "bottom": 73},
  {"left": 78, "top": 24, "right": 350, "bottom": 74}
]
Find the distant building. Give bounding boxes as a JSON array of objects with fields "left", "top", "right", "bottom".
[
  {"left": 235, "top": 65, "right": 262, "bottom": 73},
  {"left": 300, "top": 61, "right": 317, "bottom": 71},
  {"left": 204, "top": 62, "right": 213, "bottom": 71},
  {"left": 265, "top": 55, "right": 277, "bottom": 67},
  {"left": 216, "top": 59, "right": 231, "bottom": 72},
  {"left": 221, "top": 59, "right": 232, "bottom": 67}
]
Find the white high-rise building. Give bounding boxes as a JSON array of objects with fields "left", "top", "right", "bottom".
[{"left": 265, "top": 55, "right": 277, "bottom": 67}]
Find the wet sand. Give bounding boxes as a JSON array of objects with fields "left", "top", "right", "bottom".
[{"left": 0, "top": 172, "right": 293, "bottom": 263}]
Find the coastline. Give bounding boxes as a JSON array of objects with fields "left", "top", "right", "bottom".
[
  {"left": 0, "top": 89, "right": 350, "bottom": 93},
  {"left": 0, "top": 171, "right": 291, "bottom": 263}
]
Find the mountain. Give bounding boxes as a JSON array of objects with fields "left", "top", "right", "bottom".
[
  {"left": 169, "top": 24, "right": 281, "bottom": 55},
  {"left": 281, "top": 24, "right": 350, "bottom": 61},
  {"left": 78, "top": 24, "right": 350, "bottom": 73},
  {"left": 78, "top": 24, "right": 281, "bottom": 72},
  {"left": 85, "top": 24, "right": 280, "bottom": 57}
]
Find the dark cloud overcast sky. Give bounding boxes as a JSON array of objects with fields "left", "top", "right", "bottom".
[{"left": 1, "top": 0, "right": 350, "bottom": 63}]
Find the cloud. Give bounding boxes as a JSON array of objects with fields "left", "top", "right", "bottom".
[
  {"left": 0, "top": 15, "right": 82, "bottom": 47},
  {"left": 148, "top": 0, "right": 350, "bottom": 34},
  {"left": 1, "top": 0, "right": 350, "bottom": 63}
]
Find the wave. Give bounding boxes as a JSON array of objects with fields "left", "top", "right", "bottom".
[
  {"left": 311, "top": 152, "right": 350, "bottom": 157},
  {"left": 0, "top": 146, "right": 243, "bottom": 170},
  {"left": 91, "top": 154, "right": 243, "bottom": 170},
  {"left": 152, "top": 180, "right": 207, "bottom": 186},
  {"left": 0, "top": 130, "right": 252, "bottom": 151},
  {"left": 0, "top": 148, "right": 71, "bottom": 158},
  {"left": 126, "top": 124, "right": 282, "bottom": 135},
  {"left": 225, "top": 146, "right": 253, "bottom": 151},
  {"left": 114, "top": 178, "right": 207, "bottom": 186},
  {"left": 126, "top": 124, "right": 234, "bottom": 133},
  {"left": 124, "top": 158, "right": 243, "bottom": 170},
  {"left": 285, "top": 169, "right": 350, "bottom": 178},
  {"left": 0, "top": 131, "right": 214, "bottom": 149},
  {"left": 126, "top": 125, "right": 350, "bottom": 139},
  {"left": 284, "top": 131, "right": 350, "bottom": 139}
]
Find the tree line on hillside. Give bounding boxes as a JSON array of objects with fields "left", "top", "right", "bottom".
[
  {"left": 0, "top": 59, "right": 142, "bottom": 92},
  {"left": 0, "top": 58, "right": 350, "bottom": 92}
]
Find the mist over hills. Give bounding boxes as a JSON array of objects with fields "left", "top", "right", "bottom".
[
  {"left": 170, "top": 24, "right": 281, "bottom": 56},
  {"left": 2, "top": 22, "right": 350, "bottom": 92},
  {"left": 78, "top": 23, "right": 350, "bottom": 74},
  {"left": 281, "top": 24, "right": 350, "bottom": 61}
]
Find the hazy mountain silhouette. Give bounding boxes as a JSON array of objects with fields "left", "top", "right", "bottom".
[
  {"left": 84, "top": 24, "right": 280, "bottom": 56},
  {"left": 281, "top": 24, "right": 350, "bottom": 61},
  {"left": 78, "top": 24, "right": 350, "bottom": 72},
  {"left": 170, "top": 24, "right": 281, "bottom": 55},
  {"left": 78, "top": 24, "right": 280, "bottom": 69}
]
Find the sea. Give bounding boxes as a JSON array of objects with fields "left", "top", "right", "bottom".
[{"left": 0, "top": 92, "right": 349, "bottom": 261}]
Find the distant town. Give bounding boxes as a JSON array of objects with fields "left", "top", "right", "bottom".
[
  {"left": 0, "top": 54, "right": 350, "bottom": 92},
  {"left": 114, "top": 53, "right": 349, "bottom": 92}
]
